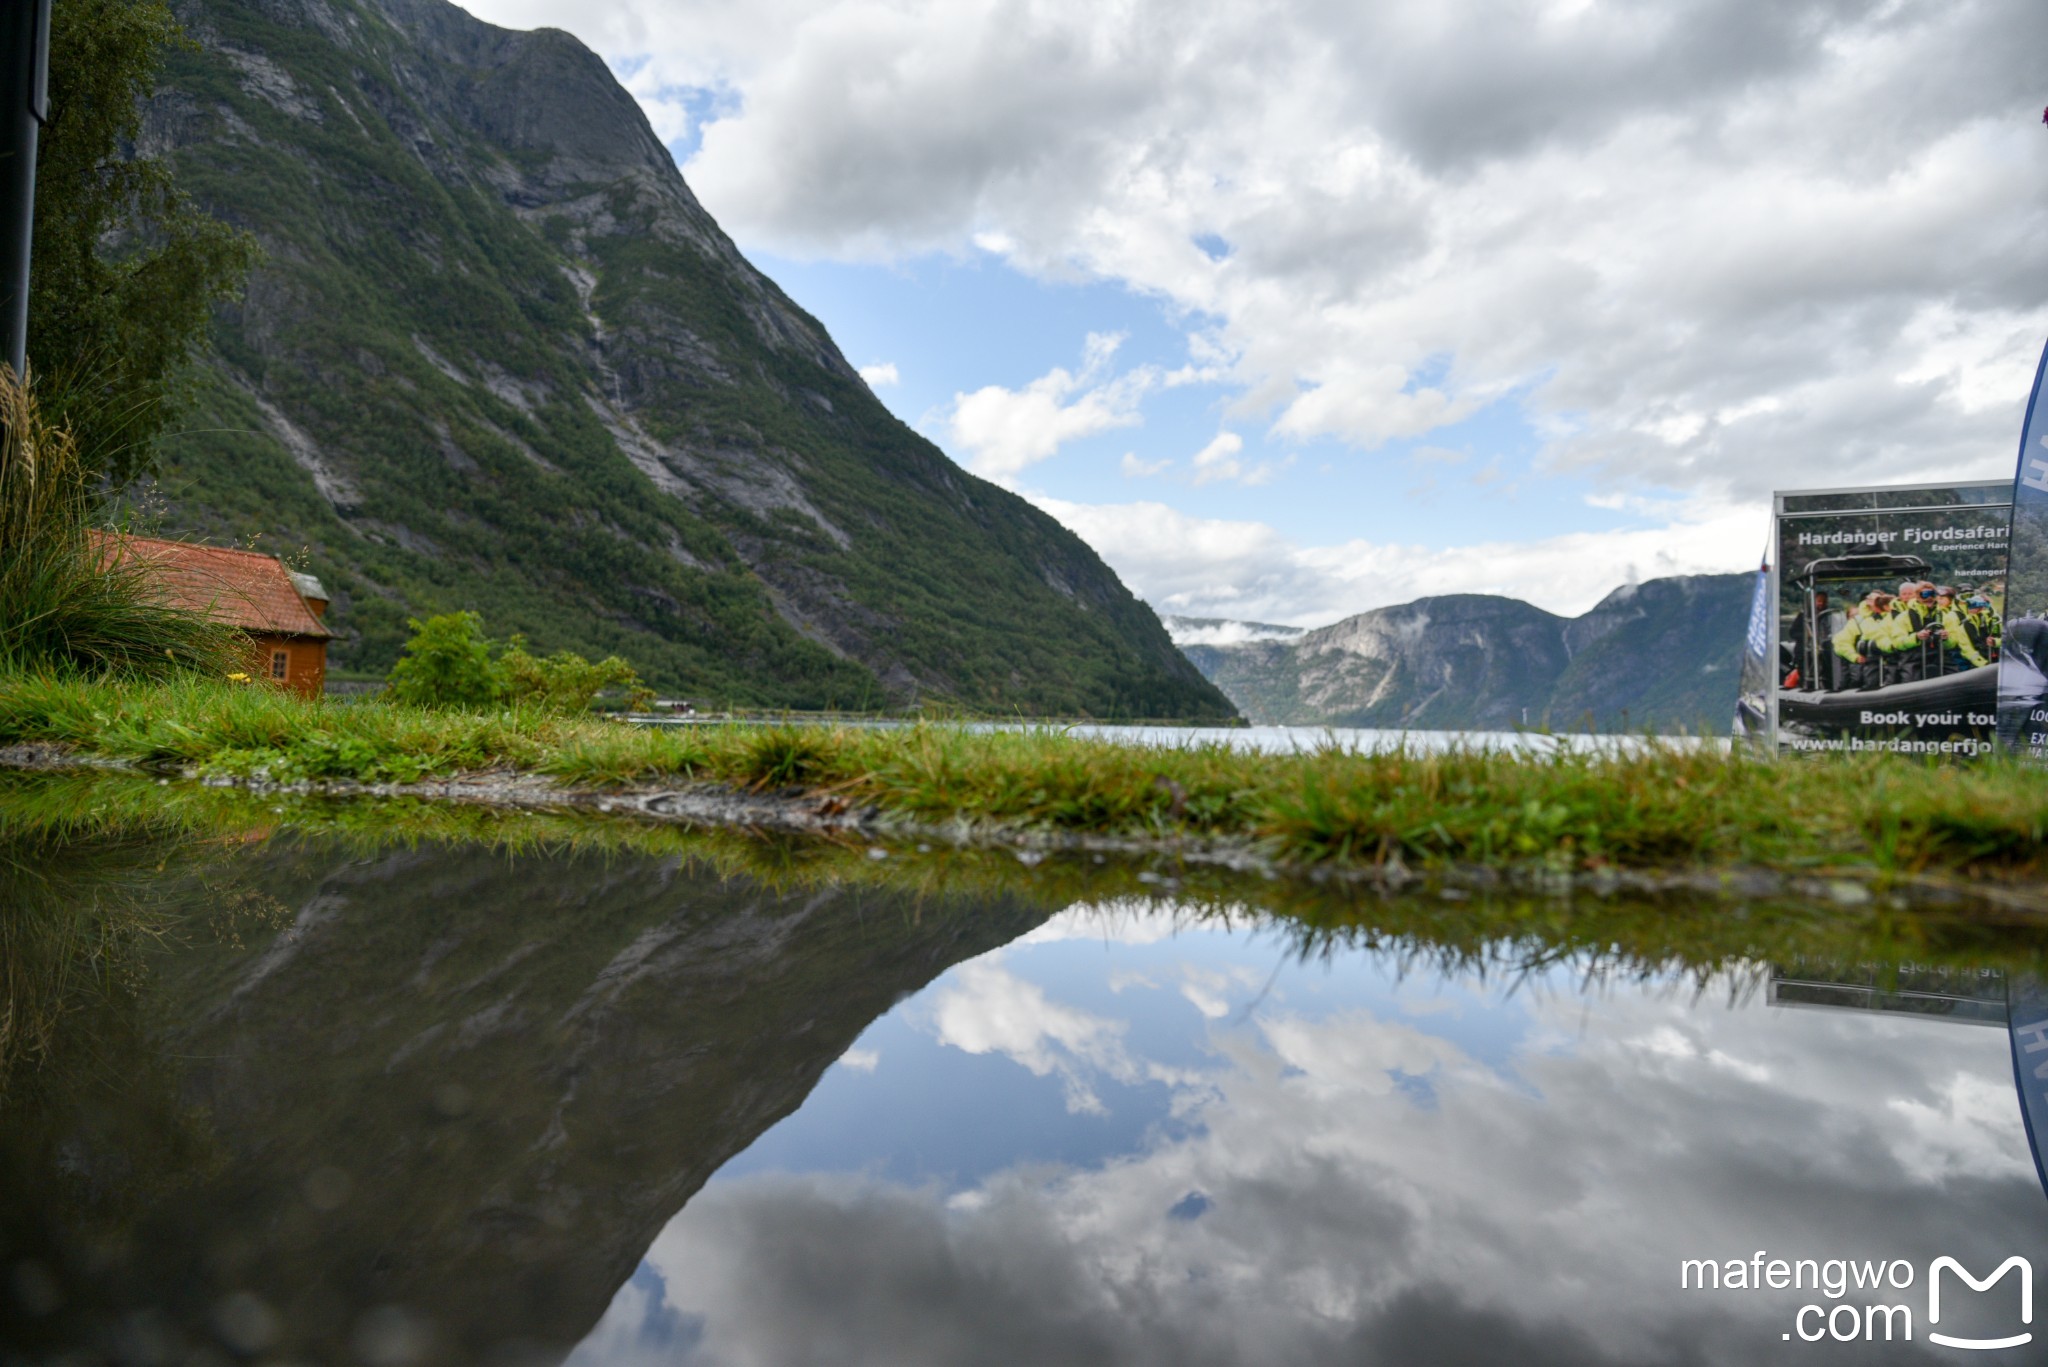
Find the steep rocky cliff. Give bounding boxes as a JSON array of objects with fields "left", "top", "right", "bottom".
[
  {"left": 137, "top": 0, "right": 1232, "bottom": 718},
  {"left": 1178, "top": 573, "right": 1750, "bottom": 732}
]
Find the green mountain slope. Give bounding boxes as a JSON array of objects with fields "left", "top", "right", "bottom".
[
  {"left": 135, "top": 0, "right": 1233, "bottom": 718},
  {"left": 1177, "top": 573, "right": 1750, "bottom": 732}
]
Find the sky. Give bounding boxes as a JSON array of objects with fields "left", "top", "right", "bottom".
[
  {"left": 457, "top": 0, "right": 2048, "bottom": 626},
  {"left": 565, "top": 900, "right": 2047, "bottom": 1365}
]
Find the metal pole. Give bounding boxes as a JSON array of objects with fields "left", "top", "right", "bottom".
[
  {"left": 1805, "top": 595, "right": 1817, "bottom": 690},
  {"left": 0, "top": 0, "right": 50, "bottom": 379}
]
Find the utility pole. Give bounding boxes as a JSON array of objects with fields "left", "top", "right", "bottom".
[{"left": 0, "top": 0, "right": 50, "bottom": 379}]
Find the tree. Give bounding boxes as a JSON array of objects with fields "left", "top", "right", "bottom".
[
  {"left": 28, "top": 0, "right": 255, "bottom": 487},
  {"left": 385, "top": 613, "right": 503, "bottom": 710}
]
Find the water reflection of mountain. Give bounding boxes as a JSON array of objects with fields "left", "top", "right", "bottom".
[{"left": 1, "top": 840, "right": 1050, "bottom": 1366}]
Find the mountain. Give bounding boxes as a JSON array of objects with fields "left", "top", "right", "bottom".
[
  {"left": 5, "top": 832, "right": 1054, "bottom": 1364},
  {"left": 1176, "top": 573, "right": 1751, "bottom": 732},
  {"left": 133, "top": 0, "right": 1232, "bottom": 719}
]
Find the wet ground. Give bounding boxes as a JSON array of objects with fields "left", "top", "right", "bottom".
[{"left": 3, "top": 775, "right": 2045, "bottom": 1366}]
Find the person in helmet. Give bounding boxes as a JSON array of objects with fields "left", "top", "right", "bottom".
[
  {"left": 1898, "top": 582, "right": 1941, "bottom": 680},
  {"left": 1966, "top": 594, "right": 2000, "bottom": 663},
  {"left": 1928, "top": 587, "right": 1961, "bottom": 673},
  {"left": 1941, "top": 592, "right": 1991, "bottom": 670},
  {"left": 1860, "top": 588, "right": 1910, "bottom": 685},
  {"left": 1837, "top": 593, "right": 1894, "bottom": 690},
  {"left": 1827, "top": 597, "right": 1861, "bottom": 689}
]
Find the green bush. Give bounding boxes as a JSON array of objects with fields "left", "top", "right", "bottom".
[
  {"left": 384, "top": 612, "right": 501, "bottom": 710},
  {"left": 384, "top": 612, "right": 648, "bottom": 714},
  {"left": 500, "top": 638, "right": 649, "bottom": 713}
]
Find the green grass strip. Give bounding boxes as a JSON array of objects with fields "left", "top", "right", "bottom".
[{"left": 6, "top": 672, "right": 2048, "bottom": 877}]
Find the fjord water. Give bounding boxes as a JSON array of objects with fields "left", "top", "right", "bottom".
[{"left": 4, "top": 781, "right": 2045, "bottom": 1366}]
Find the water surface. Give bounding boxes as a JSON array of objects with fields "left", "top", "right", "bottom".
[{"left": 0, "top": 777, "right": 2036, "bottom": 1365}]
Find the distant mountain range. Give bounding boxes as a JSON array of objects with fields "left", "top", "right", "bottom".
[
  {"left": 139, "top": 0, "right": 1232, "bottom": 719},
  {"left": 1166, "top": 573, "right": 1752, "bottom": 732}
]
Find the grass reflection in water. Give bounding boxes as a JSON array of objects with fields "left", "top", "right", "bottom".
[{"left": 1, "top": 770, "right": 2044, "bottom": 1365}]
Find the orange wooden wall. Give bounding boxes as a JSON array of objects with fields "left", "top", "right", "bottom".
[{"left": 244, "top": 634, "right": 327, "bottom": 699}]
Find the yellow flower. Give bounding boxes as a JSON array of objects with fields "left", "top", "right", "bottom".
[{"left": 226, "top": 672, "right": 251, "bottom": 683}]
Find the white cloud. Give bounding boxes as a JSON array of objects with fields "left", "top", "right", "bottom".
[
  {"left": 837, "top": 1046, "right": 881, "bottom": 1071},
  {"left": 609, "top": 950, "right": 2038, "bottom": 1367},
  {"left": 612, "top": 58, "right": 691, "bottom": 142},
  {"left": 928, "top": 955, "right": 1139, "bottom": 1113},
  {"left": 1029, "top": 492, "right": 1762, "bottom": 623},
  {"left": 459, "top": 0, "right": 2048, "bottom": 514},
  {"left": 1187, "top": 431, "right": 1287, "bottom": 487},
  {"left": 1121, "top": 451, "right": 1171, "bottom": 478},
  {"left": 857, "top": 361, "right": 900, "bottom": 387},
  {"left": 941, "top": 333, "right": 1159, "bottom": 483},
  {"left": 454, "top": 0, "right": 2048, "bottom": 631},
  {"left": 1164, "top": 618, "right": 1307, "bottom": 645}
]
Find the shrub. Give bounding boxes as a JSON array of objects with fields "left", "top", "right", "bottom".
[
  {"left": 0, "top": 367, "right": 231, "bottom": 675},
  {"left": 384, "top": 613, "right": 649, "bottom": 714},
  {"left": 383, "top": 612, "right": 502, "bottom": 709},
  {"left": 500, "top": 637, "right": 650, "bottom": 713}
]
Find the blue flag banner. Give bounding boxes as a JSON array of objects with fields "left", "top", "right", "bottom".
[
  {"left": 1732, "top": 550, "right": 1771, "bottom": 749},
  {"left": 2007, "top": 977, "right": 2048, "bottom": 1202},
  {"left": 1998, "top": 338, "right": 2048, "bottom": 756}
]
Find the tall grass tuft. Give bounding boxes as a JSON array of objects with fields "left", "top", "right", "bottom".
[{"left": 0, "top": 368, "right": 231, "bottom": 675}]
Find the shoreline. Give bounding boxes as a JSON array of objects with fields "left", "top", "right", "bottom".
[
  {"left": 7, "top": 673, "right": 2048, "bottom": 910},
  {"left": 5, "top": 741, "right": 2041, "bottom": 917}
]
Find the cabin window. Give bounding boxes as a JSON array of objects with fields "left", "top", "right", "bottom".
[{"left": 271, "top": 650, "right": 289, "bottom": 680}]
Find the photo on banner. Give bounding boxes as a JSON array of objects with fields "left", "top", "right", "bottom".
[{"left": 1769, "top": 483, "right": 2009, "bottom": 758}]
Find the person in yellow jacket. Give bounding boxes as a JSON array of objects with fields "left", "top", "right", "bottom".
[
  {"left": 1834, "top": 594, "right": 1893, "bottom": 690},
  {"left": 1940, "top": 596, "right": 1991, "bottom": 669},
  {"left": 1830, "top": 601, "right": 1865, "bottom": 684},
  {"left": 1965, "top": 594, "right": 2000, "bottom": 665},
  {"left": 1897, "top": 581, "right": 1941, "bottom": 680},
  {"left": 1853, "top": 591, "right": 1902, "bottom": 685}
]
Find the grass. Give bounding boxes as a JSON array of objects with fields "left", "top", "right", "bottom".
[
  {"left": 8, "top": 768, "right": 2048, "bottom": 996},
  {"left": 8, "top": 672, "right": 2048, "bottom": 882},
  {"left": 0, "top": 367, "right": 233, "bottom": 676}
]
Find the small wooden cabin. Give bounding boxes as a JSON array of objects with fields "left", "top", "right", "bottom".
[{"left": 94, "top": 534, "right": 334, "bottom": 698}]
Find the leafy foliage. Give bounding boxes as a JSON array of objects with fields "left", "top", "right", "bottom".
[
  {"left": 0, "top": 368, "right": 232, "bottom": 674},
  {"left": 383, "top": 612, "right": 501, "bottom": 711},
  {"left": 500, "top": 638, "right": 650, "bottom": 714},
  {"left": 384, "top": 611, "right": 647, "bottom": 713},
  {"left": 30, "top": 0, "right": 256, "bottom": 486}
]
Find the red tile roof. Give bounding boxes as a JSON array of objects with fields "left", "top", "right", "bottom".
[{"left": 90, "top": 533, "right": 332, "bottom": 640}]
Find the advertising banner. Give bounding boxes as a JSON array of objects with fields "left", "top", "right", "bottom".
[
  {"left": 1770, "top": 482, "right": 2010, "bottom": 757},
  {"left": 1997, "top": 339, "right": 2048, "bottom": 757}
]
